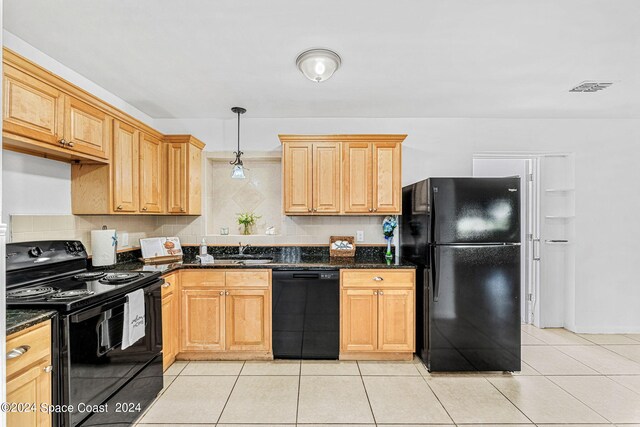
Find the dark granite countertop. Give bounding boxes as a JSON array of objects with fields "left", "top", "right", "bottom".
[
  {"left": 7, "top": 309, "right": 56, "bottom": 336},
  {"left": 107, "top": 245, "right": 415, "bottom": 275}
]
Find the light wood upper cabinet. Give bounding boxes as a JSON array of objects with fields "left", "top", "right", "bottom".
[
  {"left": 164, "top": 135, "right": 204, "bottom": 215},
  {"left": 340, "top": 269, "right": 415, "bottom": 358},
  {"left": 64, "top": 95, "right": 110, "bottom": 160},
  {"left": 372, "top": 142, "right": 402, "bottom": 213},
  {"left": 226, "top": 289, "right": 271, "bottom": 352},
  {"left": 343, "top": 142, "right": 373, "bottom": 213},
  {"left": 139, "top": 132, "right": 163, "bottom": 213},
  {"left": 280, "top": 135, "right": 405, "bottom": 215},
  {"left": 112, "top": 120, "right": 139, "bottom": 213},
  {"left": 3, "top": 63, "right": 64, "bottom": 147},
  {"left": 313, "top": 142, "right": 341, "bottom": 213},
  {"left": 6, "top": 321, "right": 52, "bottom": 427},
  {"left": 283, "top": 142, "right": 313, "bottom": 214}
]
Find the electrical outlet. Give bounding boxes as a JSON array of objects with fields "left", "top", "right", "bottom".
[
  {"left": 120, "top": 232, "right": 129, "bottom": 247},
  {"left": 356, "top": 230, "right": 364, "bottom": 242}
]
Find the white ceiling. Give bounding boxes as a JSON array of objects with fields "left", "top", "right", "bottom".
[{"left": 4, "top": 0, "right": 640, "bottom": 119}]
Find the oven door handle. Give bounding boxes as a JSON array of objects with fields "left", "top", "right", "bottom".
[{"left": 70, "top": 280, "right": 162, "bottom": 323}]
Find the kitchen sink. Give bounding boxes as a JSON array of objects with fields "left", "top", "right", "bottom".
[
  {"left": 239, "top": 259, "right": 273, "bottom": 265},
  {"left": 200, "top": 257, "right": 273, "bottom": 265}
]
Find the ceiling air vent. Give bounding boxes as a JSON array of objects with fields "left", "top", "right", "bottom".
[{"left": 569, "top": 81, "right": 614, "bottom": 92}]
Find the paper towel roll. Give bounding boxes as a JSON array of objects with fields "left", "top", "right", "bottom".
[{"left": 91, "top": 229, "right": 117, "bottom": 266}]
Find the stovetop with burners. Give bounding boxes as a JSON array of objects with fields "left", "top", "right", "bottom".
[
  {"left": 6, "top": 269, "right": 161, "bottom": 311},
  {"left": 6, "top": 240, "right": 162, "bottom": 312}
]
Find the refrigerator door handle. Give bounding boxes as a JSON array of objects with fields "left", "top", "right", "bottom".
[{"left": 431, "top": 246, "right": 439, "bottom": 302}]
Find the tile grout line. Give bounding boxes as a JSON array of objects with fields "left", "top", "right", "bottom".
[
  {"left": 484, "top": 375, "right": 536, "bottom": 425},
  {"left": 214, "top": 360, "right": 245, "bottom": 425},
  {"left": 295, "top": 360, "right": 302, "bottom": 423},
  {"left": 552, "top": 341, "right": 640, "bottom": 375},
  {"left": 417, "top": 368, "right": 455, "bottom": 425},
  {"left": 606, "top": 374, "right": 640, "bottom": 397},
  {"left": 544, "top": 374, "right": 615, "bottom": 424},
  {"left": 357, "top": 360, "right": 378, "bottom": 425}
]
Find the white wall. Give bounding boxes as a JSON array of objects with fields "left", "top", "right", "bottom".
[{"left": 157, "top": 116, "right": 640, "bottom": 334}]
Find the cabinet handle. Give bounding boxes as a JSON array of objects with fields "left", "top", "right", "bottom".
[
  {"left": 43, "top": 365, "right": 53, "bottom": 373},
  {"left": 59, "top": 139, "right": 67, "bottom": 146},
  {"left": 379, "top": 290, "right": 384, "bottom": 295},
  {"left": 373, "top": 208, "right": 377, "bottom": 212},
  {"left": 225, "top": 291, "right": 230, "bottom": 296},
  {"left": 6, "top": 345, "right": 30, "bottom": 360},
  {"left": 308, "top": 208, "right": 312, "bottom": 212},
  {"left": 368, "top": 208, "right": 373, "bottom": 212},
  {"left": 142, "top": 207, "right": 148, "bottom": 211},
  {"left": 373, "top": 290, "right": 378, "bottom": 295},
  {"left": 116, "top": 205, "right": 123, "bottom": 210},
  {"left": 66, "top": 141, "right": 75, "bottom": 148},
  {"left": 313, "top": 208, "right": 317, "bottom": 212},
  {"left": 373, "top": 276, "right": 384, "bottom": 281},
  {"left": 180, "top": 208, "right": 185, "bottom": 212},
  {"left": 219, "top": 291, "right": 224, "bottom": 295},
  {"left": 162, "top": 282, "right": 171, "bottom": 288}
]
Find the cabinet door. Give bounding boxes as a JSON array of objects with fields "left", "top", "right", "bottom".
[
  {"left": 112, "top": 120, "right": 139, "bottom": 212},
  {"left": 181, "top": 289, "right": 225, "bottom": 351},
  {"left": 161, "top": 291, "right": 176, "bottom": 370},
  {"left": 343, "top": 142, "right": 373, "bottom": 213},
  {"left": 139, "top": 133, "right": 163, "bottom": 213},
  {"left": 313, "top": 142, "right": 341, "bottom": 213},
  {"left": 166, "top": 142, "right": 188, "bottom": 214},
  {"left": 372, "top": 142, "right": 401, "bottom": 213},
  {"left": 226, "top": 289, "right": 271, "bottom": 351},
  {"left": 6, "top": 361, "right": 52, "bottom": 427},
  {"left": 340, "top": 289, "right": 377, "bottom": 352},
  {"left": 64, "top": 96, "right": 110, "bottom": 159},
  {"left": 283, "top": 142, "right": 313, "bottom": 214},
  {"left": 3, "top": 64, "right": 64, "bottom": 146},
  {"left": 378, "top": 289, "right": 414, "bottom": 352}
]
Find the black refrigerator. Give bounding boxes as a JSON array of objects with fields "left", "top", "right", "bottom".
[{"left": 401, "top": 177, "right": 521, "bottom": 372}]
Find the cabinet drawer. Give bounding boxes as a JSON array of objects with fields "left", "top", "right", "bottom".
[
  {"left": 6, "top": 321, "right": 51, "bottom": 378},
  {"left": 180, "top": 270, "right": 225, "bottom": 288},
  {"left": 225, "top": 270, "right": 270, "bottom": 288},
  {"left": 341, "top": 270, "right": 415, "bottom": 289},
  {"left": 161, "top": 273, "right": 178, "bottom": 297}
]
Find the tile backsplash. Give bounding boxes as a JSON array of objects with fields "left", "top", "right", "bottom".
[{"left": 10, "top": 214, "right": 204, "bottom": 255}]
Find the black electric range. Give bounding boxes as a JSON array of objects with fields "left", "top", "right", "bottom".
[{"left": 6, "top": 240, "right": 164, "bottom": 427}]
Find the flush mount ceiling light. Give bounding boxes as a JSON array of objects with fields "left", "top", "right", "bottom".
[
  {"left": 569, "top": 81, "right": 614, "bottom": 92},
  {"left": 296, "top": 48, "right": 342, "bottom": 82},
  {"left": 230, "top": 106, "right": 247, "bottom": 179}
]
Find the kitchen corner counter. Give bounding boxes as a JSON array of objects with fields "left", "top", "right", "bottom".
[{"left": 6, "top": 309, "right": 57, "bottom": 336}]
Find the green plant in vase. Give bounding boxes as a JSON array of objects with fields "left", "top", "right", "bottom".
[
  {"left": 382, "top": 215, "right": 398, "bottom": 264},
  {"left": 237, "top": 212, "right": 261, "bottom": 235}
]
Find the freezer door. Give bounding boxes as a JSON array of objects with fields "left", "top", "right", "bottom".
[
  {"left": 401, "top": 181, "right": 430, "bottom": 265},
  {"left": 428, "top": 244, "right": 521, "bottom": 371},
  {"left": 431, "top": 178, "right": 520, "bottom": 244}
]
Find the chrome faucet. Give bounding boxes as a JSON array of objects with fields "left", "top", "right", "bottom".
[{"left": 238, "top": 242, "right": 251, "bottom": 255}]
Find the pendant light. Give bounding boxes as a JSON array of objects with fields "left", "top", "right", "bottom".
[
  {"left": 230, "top": 106, "right": 246, "bottom": 179},
  {"left": 296, "top": 48, "right": 341, "bottom": 82}
]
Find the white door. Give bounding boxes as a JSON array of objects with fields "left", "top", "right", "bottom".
[{"left": 473, "top": 158, "right": 536, "bottom": 324}]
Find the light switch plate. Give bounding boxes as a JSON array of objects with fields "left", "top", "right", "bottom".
[
  {"left": 356, "top": 230, "right": 364, "bottom": 242},
  {"left": 120, "top": 232, "right": 129, "bottom": 247}
]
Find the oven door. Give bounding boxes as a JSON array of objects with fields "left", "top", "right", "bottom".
[{"left": 61, "top": 280, "right": 162, "bottom": 427}]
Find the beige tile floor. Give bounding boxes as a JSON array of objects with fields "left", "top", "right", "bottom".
[{"left": 136, "top": 326, "right": 640, "bottom": 426}]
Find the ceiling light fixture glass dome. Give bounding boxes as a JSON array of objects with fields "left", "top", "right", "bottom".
[{"left": 296, "top": 48, "right": 342, "bottom": 83}]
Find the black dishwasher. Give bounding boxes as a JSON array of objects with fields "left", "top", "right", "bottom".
[{"left": 272, "top": 270, "right": 340, "bottom": 359}]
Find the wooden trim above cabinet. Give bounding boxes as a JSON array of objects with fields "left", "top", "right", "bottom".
[{"left": 279, "top": 134, "right": 407, "bottom": 143}]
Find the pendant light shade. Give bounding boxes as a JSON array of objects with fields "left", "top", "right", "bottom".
[
  {"left": 230, "top": 107, "right": 246, "bottom": 179},
  {"left": 296, "top": 48, "right": 341, "bottom": 83}
]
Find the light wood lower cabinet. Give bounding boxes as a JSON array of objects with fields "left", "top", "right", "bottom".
[
  {"left": 161, "top": 273, "right": 180, "bottom": 370},
  {"left": 340, "top": 269, "right": 415, "bottom": 359},
  {"left": 177, "top": 269, "right": 272, "bottom": 359},
  {"left": 6, "top": 320, "right": 52, "bottom": 427}
]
